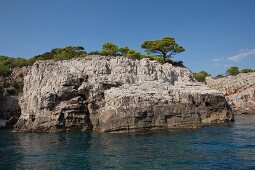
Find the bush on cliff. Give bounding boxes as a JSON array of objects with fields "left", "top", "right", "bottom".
[
  {"left": 240, "top": 68, "right": 254, "bottom": 74},
  {"left": 193, "top": 71, "right": 211, "bottom": 82},
  {"left": 33, "top": 46, "right": 87, "bottom": 61},
  {"left": 118, "top": 47, "right": 130, "bottom": 56},
  {"left": 0, "top": 37, "right": 187, "bottom": 77},
  {"left": 0, "top": 56, "right": 32, "bottom": 76},
  {"left": 226, "top": 66, "right": 239, "bottom": 76},
  {"left": 126, "top": 50, "right": 141, "bottom": 60},
  {"left": 101, "top": 43, "right": 119, "bottom": 56},
  {"left": 225, "top": 67, "right": 255, "bottom": 76}
]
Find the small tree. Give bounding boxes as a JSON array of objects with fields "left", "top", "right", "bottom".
[
  {"left": 101, "top": 43, "right": 119, "bottom": 56},
  {"left": 118, "top": 47, "right": 130, "bottom": 56},
  {"left": 227, "top": 66, "right": 239, "bottom": 76},
  {"left": 193, "top": 71, "right": 211, "bottom": 82},
  {"left": 141, "top": 37, "right": 185, "bottom": 61},
  {"left": 240, "top": 68, "right": 254, "bottom": 74}
]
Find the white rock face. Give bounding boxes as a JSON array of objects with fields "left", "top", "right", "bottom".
[
  {"left": 14, "top": 56, "right": 233, "bottom": 132},
  {"left": 206, "top": 73, "right": 255, "bottom": 114}
]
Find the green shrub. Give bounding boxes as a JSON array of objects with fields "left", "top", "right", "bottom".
[
  {"left": 126, "top": 50, "right": 141, "bottom": 60},
  {"left": 240, "top": 68, "right": 254, "bottom": 74},
  {"left": 101, "top": 43, "right": 119, "bottom": 56},
  {"left": 118, "top": 47, "right": 130, "bottom": 56},
  {"left": 226, "top": 66, "right": 239, "bottom": 76},
  {"left": 0, "top": 56, "right": 32, "bottom": 76},
  {"left": 193, "top": 71, "right": 211, "bottom": 82},
  {"left": 33, "top": 46, "right": 87, "bottom": 61}
]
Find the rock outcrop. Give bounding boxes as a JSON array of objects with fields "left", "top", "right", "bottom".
[
  {"left": 0, "top": 67, "right": 27, "bottom": 128},
  {"left": 206, "top": 73, "right": 255, "bottom": 114},
  {"left": 14, "top": 56, "right": 233, "bottom": 132}
]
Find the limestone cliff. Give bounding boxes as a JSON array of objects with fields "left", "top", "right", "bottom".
[
  {"left": 0, "top": 67, "right": 27, "bottom": 128},
  {"left": 206, "top": 73, "right": 255, "bottom": 114},
  {"left": 14, "top": 56, "right": 233, "bottom": 132}
]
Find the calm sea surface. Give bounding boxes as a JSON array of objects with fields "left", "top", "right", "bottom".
[{"left": 0, "top": 115, "right": 255, "bottom": 170}]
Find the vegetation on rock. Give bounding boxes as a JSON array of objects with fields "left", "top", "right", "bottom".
[
  {"left": 118, "top": 47, "right": 130, "bottom": 56},
  {"left": 226, "top": 66, "right": 240, "bottom": 76},
  {"left": 193, "top": 71, "right": 211, "bottom": 82},
  {"left": 240, "top": 68, "right": 254, "bottom": 74},
  {"left": 141, "top": 37, "right": 185, "bottom": 62},
  {"left": 0, "top": 37, "right": 187, "bottom": 76},
  {"left": 101, "top": 43, "right": 119, "bottom": 56},
  {"left": 225, "top": 67, "right": 254, "bottom": 76},
  {"left": 0, "top": 46, "right": 87, "bottom": 76},
  {"left": 33, "top": 46, "right": 87, "bottom": 61},
  {"left": 193, "top": 66, "right": 254, "bottom": 82},
  {"left": 0, "top": 56, "right": 32, "bottom": 76}
]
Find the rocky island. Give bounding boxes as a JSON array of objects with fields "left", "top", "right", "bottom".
[{"left": 5, "top": 56, "right": 232, "bottom": 132}]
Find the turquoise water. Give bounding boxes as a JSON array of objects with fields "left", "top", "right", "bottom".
[{"left": 0, "top": 115, "right": 255, "bottom": 170}]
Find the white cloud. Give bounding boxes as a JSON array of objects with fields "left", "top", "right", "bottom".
[
  {"left": 211, "top": 58, "right": 223, "bottom": 62},
  {"left": 227, "top": 49, "right": 255, "bottom": 62}
]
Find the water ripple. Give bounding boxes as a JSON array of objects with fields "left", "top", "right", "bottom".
[{"left": 0, "top": 115, "right": 255, "bottom": 169}]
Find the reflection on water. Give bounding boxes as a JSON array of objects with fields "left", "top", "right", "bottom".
[{"left": 0, "top": 115, "right": 255, "bottom": 169}]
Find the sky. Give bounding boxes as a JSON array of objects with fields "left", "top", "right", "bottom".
[{"left": 0, "top": 0, "right": 255, "bottom": 76}]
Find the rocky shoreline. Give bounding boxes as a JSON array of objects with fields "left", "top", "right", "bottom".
[
  {"left": 0, "top": 56, "right": 233, "bottom": 132},
  {"left": 206, "top": 73, "right": 255, "bottom": 114}
]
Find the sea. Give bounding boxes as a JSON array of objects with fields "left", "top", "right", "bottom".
[{"left": 0, "top": 114, "right": 255, "bottom": 170}]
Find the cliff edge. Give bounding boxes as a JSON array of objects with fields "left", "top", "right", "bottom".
[{"left": 14, "top": 56, "right": 233, "bottom": 132}]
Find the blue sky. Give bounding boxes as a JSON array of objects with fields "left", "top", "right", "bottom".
[{"left": 0, "top": 0, "right": 255, "bottom": 75}]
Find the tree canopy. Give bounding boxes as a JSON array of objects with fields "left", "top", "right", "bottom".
[
  {"left": 0, "top": 56, "right": 33, "bottom": 76},
  {"left": 33, "top": 46, "right": 86, "bottom": 61},
  {"left": 0, "top": 46, "right": 87, "bottom": 76},
  {"left": 101, "top": 43, "right": 119, "bottom": 56},
  {"left": 226, "top": 66, "right": 239, "bottom": 76},
  {"left": 240, "top": 68, "right": 254, "bottom": 74},
  {"left": 118, "top": 47, "right": 130, "bottom": 56},
  {"left": 0, "top": 39, "right": 187, "bottom": 77},
  {"left": 141, "top": 37, "right": 185, "bottom": 61},
  {"left": 126, "top": 50, "right": 141, "bottom": 59}
]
